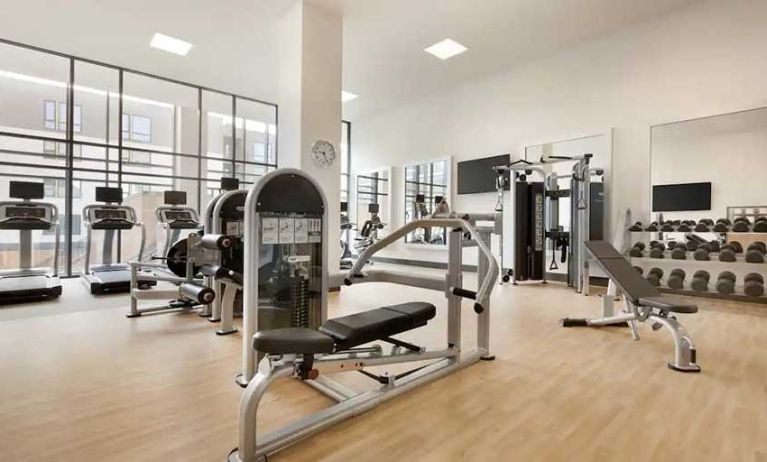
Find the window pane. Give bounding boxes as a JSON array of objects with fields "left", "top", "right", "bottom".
[
  {"left": 235, "top": 97, "right": 276, "bottom": 165},
  {"left": 122, "top": 72, "right": 199, "bottom": 155},
  {"left": 202, "top": 91, "right": 233, "bottom": 161},
  {"left": 73, "top": 62, "right": 119, "bottom": 144}
]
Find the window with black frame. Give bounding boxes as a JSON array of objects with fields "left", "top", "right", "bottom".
[
  {"left": 403, "top": 158, "right": 450, "bottom": 245},
  {"left": 356, "top": 169, "right": 388, "bottom": 230},
  {"left": 0, "top": 38, "right": 278, "bottom": 275}
]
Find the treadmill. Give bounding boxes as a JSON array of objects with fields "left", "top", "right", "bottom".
[
  {"left": 81, "top": 186, "right": 151, "bottom": 294},
  {"left": 0, "top": 181, "right": 62, "bottom": 304}
]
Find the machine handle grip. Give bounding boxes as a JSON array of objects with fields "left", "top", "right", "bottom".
[{"left": 452, "top": 287, "right": 477, "bottom": 299}]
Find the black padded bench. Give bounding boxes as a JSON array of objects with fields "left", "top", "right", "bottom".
[
  {"left": 585, "top": 241, "right": 697, "bottom": 314},
  {"left": 253, "top": 302, "right": 436, "bottom": 355}
]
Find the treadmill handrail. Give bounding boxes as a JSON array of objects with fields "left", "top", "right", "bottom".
[{"left": 346, "top": 218, "right": 499, "bottom": 309}]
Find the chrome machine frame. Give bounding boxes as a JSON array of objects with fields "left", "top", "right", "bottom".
[{"left": 230, "top": 168, "right": 499, "bottom": 461}]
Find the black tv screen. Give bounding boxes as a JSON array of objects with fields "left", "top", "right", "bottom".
[
  {"left": 652, "top": 182, "right": 711, "bottom": 212},
  {"left": 9, "top": 181, "right": 44, "bottom": 199},
  {"left": 457, "top": 154, "right": 510, "bottom": 195},
  {"left": 164, "top": 191, "right": 187, "bottom": 205}
]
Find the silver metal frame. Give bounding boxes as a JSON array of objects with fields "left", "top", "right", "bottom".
[{"left": 81, "top": 204, "right": 145, "bottom": 277}]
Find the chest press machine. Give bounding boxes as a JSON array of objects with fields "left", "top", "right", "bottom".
[
  {"left": 561, "top": 241, "right": 701, "bottom": 373},
  {"left": 228, "top": 168, "right": 499, "bottom": 462}
]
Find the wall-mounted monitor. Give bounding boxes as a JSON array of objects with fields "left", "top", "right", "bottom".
[
  {"left": 457, "top": 154, "right": 510, "bottom": 195},
  {"left": 652, "top": 182, "right": 711, "bottom": 212},
  {"left": 221, "top": 177, "right": 239, "bottom": 191}
]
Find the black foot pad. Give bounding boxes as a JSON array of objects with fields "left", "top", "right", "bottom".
[{"left": 561, "top": 318, "right": 588, "bottom": 327}]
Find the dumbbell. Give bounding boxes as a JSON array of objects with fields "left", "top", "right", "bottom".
[
  {"left": 744, "top": 273, "right": 764, "bottom": 297},
  {"left": 685, "top": 240, "right": 699, "bottom": 251},
  {"left": 646, "top": 268, "right": 663, "bottom": 286},
  {"left": 667, "top": 269, "right": 686, "bottom": 290},
  {"left": 691, "top": 270, "right": 710, "bottom": 292},
  {"left": 745, "top": 242, "right": 766, "bottom": 263},
  {"left": 708, "top": 240, "right": 721, "bottom": 253},
  {"left": 660, "top": 222, "right": 675, "bottom": 232},
  {"left": 629, "top": 242, "right": 645, "bottom": 257},
  {"left": 733, "top": 217, "right": 751, "bottom": 232},
  {"left": 754, "top": 217, "right": 767, "bottom": 232},
  {"left": 649, "top": 242, "right": 665, "bottom": 259},
  {"left": 644, "top": 221, "right": 659, "bottom": 232},
  {"left": 677, "top": 222, "right": 692, "bottom": 232},
  {"left": 714, "top": 218, "right": 731, "bottom": 232},
  {"left": 633, "top": 266, "right": 644, "bottom": 275},
  {"left": 628, "top": 221, "right": 644, "bottom": 232},
  {"left": 671, "top": 245, "right": 687, "bottom": 260},
  {"left": 699, "top": 218, "right": 714, "bottom": 226},
  {"left": 694, "top": 221, "right": 711, "bottom": 232},
  {"left": 719, "top": 244, "right": 737, "bottom": 262},
  {"left": 715, "top": 271, "right": 736, "bottom": 295},
  {"left": 729, "top": 241, "right": 743, "bottom": 253},
  {"left": 693, "top": 246, "right": 710, "bottom": 261}
]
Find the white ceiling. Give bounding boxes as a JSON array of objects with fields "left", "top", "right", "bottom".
[
  {"left": 0, "top": 0, "right": 701, "bottom": 120},
  {"left": 0, "top": 0, "right": 294, "bottom": 102},
  {"left": 333, "top": 0, "right": 702, "bottom": 120}
]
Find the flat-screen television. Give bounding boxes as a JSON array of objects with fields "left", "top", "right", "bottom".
[
  {"left": 96, "top": 187, "right": 123, "bottom": 203},
  {"left": 221, "top": 177, "right": 239, "bottom": 191},
  {"left": 652, "top": 182, "right": 711, "bottom": 212},
  {"left": 457, "top": 154, "right": 510, "bottom": 195}
]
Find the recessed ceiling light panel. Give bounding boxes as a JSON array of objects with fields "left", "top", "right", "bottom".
[
  {"left": 424, "top": 38, "right": 467, "bottom": 60},
  {"left": 150, "top": 33, "right": 193, "bottom": 56},
  {"left": 342, "top": 91, "right": 359, "bottom": 103}
]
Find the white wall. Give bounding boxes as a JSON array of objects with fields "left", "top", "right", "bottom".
[{"left": 350, "top": 0, "right": 767, "bottom": 264}]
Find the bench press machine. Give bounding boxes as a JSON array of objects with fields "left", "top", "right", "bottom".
[
  {"left": 228, "top": 168, "right": 499, "bottom": 462},
  {"left": 561, "top": 241, "right": 701, "bottom": 372}
]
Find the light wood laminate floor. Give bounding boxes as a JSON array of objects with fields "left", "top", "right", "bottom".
[{"left": 1, "top": 271, "right": 766, "bottom": 461}]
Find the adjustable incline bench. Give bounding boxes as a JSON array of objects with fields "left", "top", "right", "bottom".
[{"left": 561, "top": 241, "right": 701, "bottom": 373}]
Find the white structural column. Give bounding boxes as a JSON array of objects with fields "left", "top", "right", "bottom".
[{"left": 276, "top": 0, "right": 343, "bottom": 268}]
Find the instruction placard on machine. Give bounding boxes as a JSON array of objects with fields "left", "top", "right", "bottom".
[{"left": 262, "top": 217, "right": 321, "bottom": 244}]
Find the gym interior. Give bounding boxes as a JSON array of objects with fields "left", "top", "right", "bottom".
[{"left": 1, "top": 1, "right": 765, "bottom": 461}]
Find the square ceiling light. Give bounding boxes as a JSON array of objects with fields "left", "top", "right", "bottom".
[
  {"left": 424, "top": 38, "right": 467, "bottom": 60},
  {"left": 150, "top": 33, "right": 193, "bottom": 56},
  {"left": 342, "top": 91, "right": 359, "bottom": 103}
]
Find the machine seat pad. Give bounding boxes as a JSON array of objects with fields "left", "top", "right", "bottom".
[
  {"left": 638, "top": 296, "right": 698, "bottom": 314},
  {"left": 253, "top": 327, "right": 335, "bottom": 355},
  {"left": 319, "top": 302, "right": 436, "bottom": 350}
]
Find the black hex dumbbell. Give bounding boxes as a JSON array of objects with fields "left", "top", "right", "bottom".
[
  {"left": 714, "top": 218, "right": 731, "bottom": 233},
  {"left": 628, "top": 221, "right": 643, "bottom": 232},
  {"left": 693, "top": 246, "right": 710, "bottom": 261},
  {"left": 754, "top": 217, "right": 767, "bottom": 232},
  {"left": 646, "top": 268, "right": 664, "bottom": 286},
  {"left": 649, "top": 242, "right": 665, "bottom": 259},
  {"left": 644, "top": 221, "right": 659, "bottom": 232},
  {"left": 745, "top": 242, "right": 766, "bottom": 263},
  {"left": 660, "top": 222, "right": 675, "bottom": 232},
  {"left": 667, "top": 269, "right": 686, "bottom": 290},
  {"left": 634, "top": 266, "right": 644, "bottom": 275},
  {"left": 744, "top": 273, "right": 764, "bottom": 297},
  {"left": 685, "top": 240, "right": 699, "bottom": 251},
  {"left": 732, "top": 217, "right": 751, "bottom": 232},
  {"left": 708, "top": 240, "right": 721, "bottom": 253},
  {"left": 719, "top": 244, "right": 737, "bottom": 262},
  {"left": 691, "top": 270, "right": 710, "bottom": 292},
  {"left": 677, "top": 222, "right": 692, "bottom": 232},
  {"left": 671, "top": 245, "right": 687, "bottom": 260},
  {"left": 629, "top": 242, "right": 646, "bottom": 257},
  {"left": 715, "top": 271, "right": 737, "bottom": 295},
  {"left": 730, "top": 241, "right": 743, "bottom": 253}
]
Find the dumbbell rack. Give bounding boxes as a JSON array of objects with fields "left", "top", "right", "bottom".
[{"left": 626, "top": 220, "right": 767, "bottom": 304}]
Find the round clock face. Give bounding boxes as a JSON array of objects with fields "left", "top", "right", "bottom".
[{"left": 311, "top": 140, "right": 336, "bottom": 167}]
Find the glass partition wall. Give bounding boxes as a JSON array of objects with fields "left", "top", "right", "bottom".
[{"left": 0, "top": 38, "right": 277, "bottom": 275}]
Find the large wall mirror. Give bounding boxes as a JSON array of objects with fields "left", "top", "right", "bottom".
[
  {"left": 403, "top": 157, "right": 451, "bottom": 246},
  {"left": 524, "top": 132, "right": 611, "bottom": 274},
  {"left": 354, "top": 167, "right": 391, "bottom": 242},
  {"left": 651, "top": 107, "right": 767, "bottom": 223}
]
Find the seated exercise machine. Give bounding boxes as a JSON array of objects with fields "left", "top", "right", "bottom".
[
  {"left": 202, "top": 177, "right": 246, "bottom": 335},
  {"left": 81, "top": 186, "right": 152, "bottom": 294},
  {"left": 0, "top": 181, "right": 62, "bottom": 303},
  {"left": 127, "top": 191, "right": 218, "bottom": 317},
  {"left": 561, "top": 241, "right": 701, "bottom": 372},
  {"left": 229, "top": 169, "right": 499, "bottom": 462}
]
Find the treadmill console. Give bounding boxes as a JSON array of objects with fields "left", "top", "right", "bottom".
[
  {"left": 94, "top": 209, "right": 128, "bottom": 220},
  {"left": 7, "top": 206, "right": 47, "bottom": 219},
  {"left": 164, "top": 210, "right": 194, "bottom": 221},
  {"left": 159, "top": 208, "right": 200, "bottom": 229},
  {"left": 0, "top": 203, "right": 55, "bottom": 230}
]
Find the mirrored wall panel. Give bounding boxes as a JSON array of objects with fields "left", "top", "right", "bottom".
[{"left": 404, "top": 157, "right": 450, "bottom": 245}]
